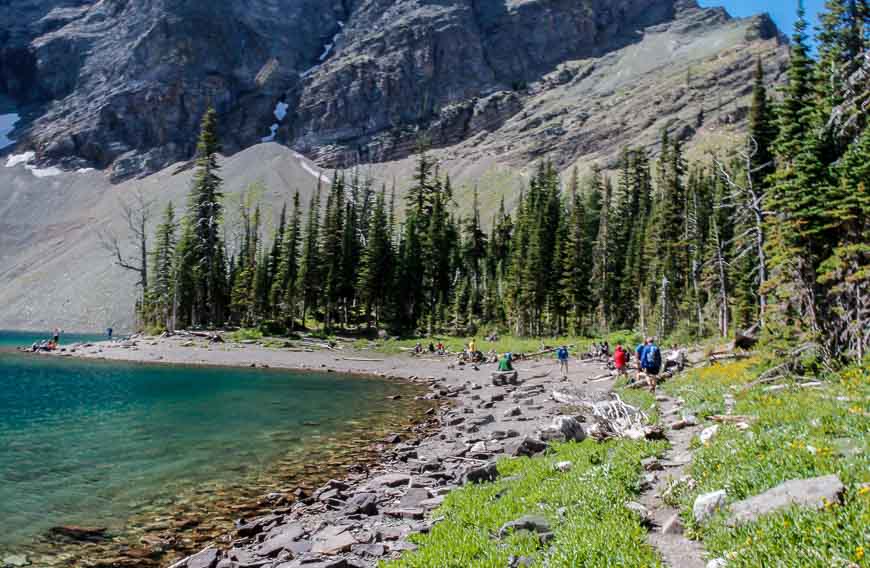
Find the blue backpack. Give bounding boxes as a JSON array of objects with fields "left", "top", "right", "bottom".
[
  {"left": 646, "top": 345, "right": 661, "bottom": 371},
  {"left": 557, "top": 347, "right": 568, "bottom": 361}
]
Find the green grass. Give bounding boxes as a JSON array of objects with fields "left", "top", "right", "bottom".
[
  {"left": 661, "top": 358, "right": 870, "bottom": 567},
  {"left": 383, "top": 438, "right": 666, "bottom": 567},
  {"left": 225, "top": 328, "right": 264, "bottom": 342}
]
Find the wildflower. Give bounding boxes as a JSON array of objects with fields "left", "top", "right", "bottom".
[
  {"left": 859, "top": 486, "right": 870, "bottom": 497},
  {"left": 856, "top": 546, "right": 864, "bottom": 561}
]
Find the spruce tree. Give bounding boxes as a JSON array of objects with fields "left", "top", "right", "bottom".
[
  {"left": 297, "top": 185, "right": 322, "bottom": 327},
  {"left": 185, "top": 107, "right": 227, "bottom": 326}
]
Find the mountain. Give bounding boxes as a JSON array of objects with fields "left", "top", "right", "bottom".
[{"left": 0, "top": 0, "right": 787, "bottom": 330}]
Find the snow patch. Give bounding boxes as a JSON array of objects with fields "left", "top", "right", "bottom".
[
  {"left": 76, "top": 167, "right": 96, "bottom": 174},
  {"left": 5, "top": 151, "right": 63, "bottom": 177},
  {"left": 5, "top": 151, "right": 35, "bottom": 168},
  {"left": 274, "top": 102, "right": 289, "bottom": 121},
  {"left": 300, "top": 21, "right": 344, "bottom": 77},
  {"left": 261, "top": 123, "right": 279, "bottom": 143},
  {"left": 292, "top": 151, "right": 331, "bottom": 184},
  {"left": 0, "top": 113, "right": 19, "bottom": 150},
  {"left": 27, "top": 164, "right": 63, "bottom": 178}
]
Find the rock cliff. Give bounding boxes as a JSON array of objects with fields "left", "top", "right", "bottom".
[{"left": 1, "top": 0, "right": 784, "bottom": 180}]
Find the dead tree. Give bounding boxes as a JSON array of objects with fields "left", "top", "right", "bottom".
[
  {"left": 714, "top": 137, "right": 771, "bottom": 327},
  {"left": 100, "top": 190, "right": 154, "bottom": 304}
]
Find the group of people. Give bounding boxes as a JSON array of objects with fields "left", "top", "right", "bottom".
[
  {"left": 604, "top": 338, "right": 663, "bottom": 392},
  {"left": 413, "top": 341, "right": 447, "bottom": 355},
  {"left": 587, "top": 341, "right": 611, "bottom": 358}
]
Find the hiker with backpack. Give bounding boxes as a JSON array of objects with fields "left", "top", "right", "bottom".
[
  {"left": 556, "top": 345, "right": 570, "bottom": 380},
  {"left": 641, "top": 337, "right": 663, "bottom": 392},
  {"left": 613, "top": 343, "right": 628, "bottom": 376}
]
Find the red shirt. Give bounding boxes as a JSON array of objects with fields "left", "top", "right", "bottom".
[{"left": 614, "top": 347, "right": 627, "bottom": 369}]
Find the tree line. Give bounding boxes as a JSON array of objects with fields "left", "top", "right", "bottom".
[{"left": 132, "top": 1, "right": 867, "bottom": 361}]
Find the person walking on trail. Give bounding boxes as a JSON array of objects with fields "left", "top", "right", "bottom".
[
  {"left": 498, "top": 352, "right": 514, "bottom": 372},
  {"left": 469, "top": 338, "right": 476, "bottom": 354},
  {"left": 635, "top": 339, "right": 648, "bottom": 381},
  {"left": 642, "top": 337, "right": 663, "bottom": 392},
  {"left": 614, "top": 343, "right": 628, "bottom": 376},
  {"left": 556, "top": 345, "right": 570, "bottom": 380}
]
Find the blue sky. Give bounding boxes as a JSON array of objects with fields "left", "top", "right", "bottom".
[{"left": 699, "top": 0, "right": 826, "bottom": 35}]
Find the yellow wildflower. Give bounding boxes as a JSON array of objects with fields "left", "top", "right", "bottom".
[{"left": 856, "top": 546, "right": 864, "bottom": 561}]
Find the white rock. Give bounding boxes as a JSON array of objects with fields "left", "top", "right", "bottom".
[
  {"left": 554, "top": 461, "right": 572, "bottom": 472},
  {"left": 707, "top": 559, "right": 727, "bottom": 568},
  {"left": 693, "top": 490, "right": 727, "bottom": 523},
  {"left": 699, "top": 424, "right": 719, "bottom": 444}
]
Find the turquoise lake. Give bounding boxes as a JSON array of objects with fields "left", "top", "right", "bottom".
[{"left": 0, "top": 331, "right": 420, "bottom": 560}]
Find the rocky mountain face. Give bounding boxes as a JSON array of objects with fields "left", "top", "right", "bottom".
[
  {"left": 0, "top": 0, "right": 789, "bottom": 330},
  {"left": 1, "top": 0, "right": 784, "bottom": 180}
]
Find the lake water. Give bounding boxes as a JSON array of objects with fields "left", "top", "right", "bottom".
[{"left": 0, "top": 331, "right": 424, "bottom": 563}]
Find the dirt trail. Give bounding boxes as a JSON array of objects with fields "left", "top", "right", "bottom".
[{"left": 639, "top": 391, "right": 707, "bottom": 568}]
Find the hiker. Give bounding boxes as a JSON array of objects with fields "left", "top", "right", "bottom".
[
  {"left": 556, "top": 345, "right": 570, "bottom": 380},
  {"left": 635, "top": 339, "right": 648, "bottom": 381},
  {"left": 107, "top": 327, "right": 113, "bottom": 340},
  {"left": 498, "top": 352, "right": 514, "bottom": 372},
  {"left": 436, "top": 341, "right": 445, "bottom": 355},
  {"left": 642, "top": 337, "right": 663, "bottom": 392},
  {"left": 52, "top": 328, "right": 60, "bottom": 345},
  {"left": 602, "top": 341, "right": 610, "bottom": 357},
  {"left": 428, "top": 342, "right": 435, "bottom": 353},
  {"left": 614, "top": 343, "right": 628, "bottom": 376},
  {"left": 414, "top": 342, "right": 423, "bottom": 354},
  {"left": 469, "top": 338, "right": 477, "bottom": 354}
]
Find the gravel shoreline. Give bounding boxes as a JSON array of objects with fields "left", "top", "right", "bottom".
[{"left": 49, "top": 336, "right": 617, "bottom": 568}]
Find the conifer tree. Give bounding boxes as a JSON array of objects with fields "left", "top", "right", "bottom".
[
  {"left": 357, "top": 188, "right": 393, "bottom": 328},
  {"left": 183, "top": 107, "right": 227, "bottom": 326},
  {"left": 147, "top": 202, "right": 178, "bottom": 330},
  {"left": 297, "top": 185, "right": 322, "bottom": 327}
]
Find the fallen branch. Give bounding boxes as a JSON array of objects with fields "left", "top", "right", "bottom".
[{"left": 338, "top": 357, "right": 385, "bottom": 362}]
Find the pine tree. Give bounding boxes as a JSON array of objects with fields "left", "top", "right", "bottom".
[
  {"left": 560, "top": 167, "right": 590, "bottom": 333},
  {"left": 357, "top": 188, "right": 393, "bottom": 328},
  {"left": 297, "top": 185, "right": 322, "bottom": 327},
  {"left": 184, "top": 107, "right": 227, "bottom": 327},
  {"left": 147, "top": 202, "right": 178, "bottom": 330},
  {"left": 271, "top": 191, "right": 302, "bottom": 329}
]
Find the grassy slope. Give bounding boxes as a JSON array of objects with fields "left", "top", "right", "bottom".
[
  {"left": 384, "top": 439, "right": 666, "bottom": 568},
  {"left": 662, "top": 359, "right": 870, "bottom": 567}
]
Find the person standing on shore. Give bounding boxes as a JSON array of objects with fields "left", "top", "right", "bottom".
[
  {"left": 107, "top": 327, "right": 113, "bottom": 341},
  {"left": 556, "top": 345, "right": 569, "bottom": 380}
]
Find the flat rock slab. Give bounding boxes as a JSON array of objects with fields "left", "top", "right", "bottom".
[
  {"left": 368, "top": 473, "right": 411, "bottom": 488},
  {"left": 728, "top": 474, "right": 845, "bottom": 525},
  {"left": 310, "top": 526, "right": 356, "bottom": 555},
  {"left": 257, "top": 526, "right": 305, "bottom": 557}
]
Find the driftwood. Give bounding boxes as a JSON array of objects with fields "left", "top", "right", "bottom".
[
  {"left": 517, "top": 345, "right": 576, "bottom": 360},
  {"left": 338, "top": 357, "right": 385, "bottom": 362},
  {"left": 709, "top": 352, "right": 755, "bottom": 363}
]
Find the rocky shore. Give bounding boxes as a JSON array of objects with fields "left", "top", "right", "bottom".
[{"left": 52, "top": 336, "right": 618, "bottom": 568}]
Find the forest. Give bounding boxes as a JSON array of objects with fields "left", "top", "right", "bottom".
[{"left": 131, "top": 4, "right": 868, "bottom": 363}]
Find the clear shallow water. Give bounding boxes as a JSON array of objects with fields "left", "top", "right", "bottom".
[{"left": 0, "top": 335, "right": 417, "bottom": 555}]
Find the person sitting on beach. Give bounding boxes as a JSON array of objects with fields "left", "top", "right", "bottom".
[
  {"left": 498, "top": 352, "right": 514, "bottom": 372},
  {"left": 414, "top": 342, "right": 423, "bottom": 354},
  {"left": 436, "top": 342, "right": 445, "bottom": 355}
]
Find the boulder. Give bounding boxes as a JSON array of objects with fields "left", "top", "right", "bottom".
[
  {"left": 498, "top": 515, "right": 551, "bottom": 538},
  {"left": 505, "top": 436, "right": 548, "bottom": 457},
  {"left": 699, "top": 425, "right": 719, "bottom": 444},
  {"left": 170, "top": 548, "right": 220, "bottom": 568},
  {"left": 539, "top": 416, "right": 586, "bottom": 443},
  {"left": 310, "top": 526, "right": 357, "bottom": 555},
  {"left": 463, "top": 462, "right": 499, "bottom": 484},
  {"left": 554, "top": 461, "right": 572, "bottom": 472},
  {"left": 641, "top": 457, "right": 663, "bottom": 471},
  {"left": 727, "top": 475, "right": 845, "bottom": 526},
  {"left": 504, "top": 406, "right": 522, "bottom": 417},
  {"left": 693, "top": 490, "right": 727, "bottom": 523},
  {"left": 343, "top": 492, "right": 379, "bottom": 516},
  {"left": 257, "top": 526, "right": 305, "bottom": 557}
]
